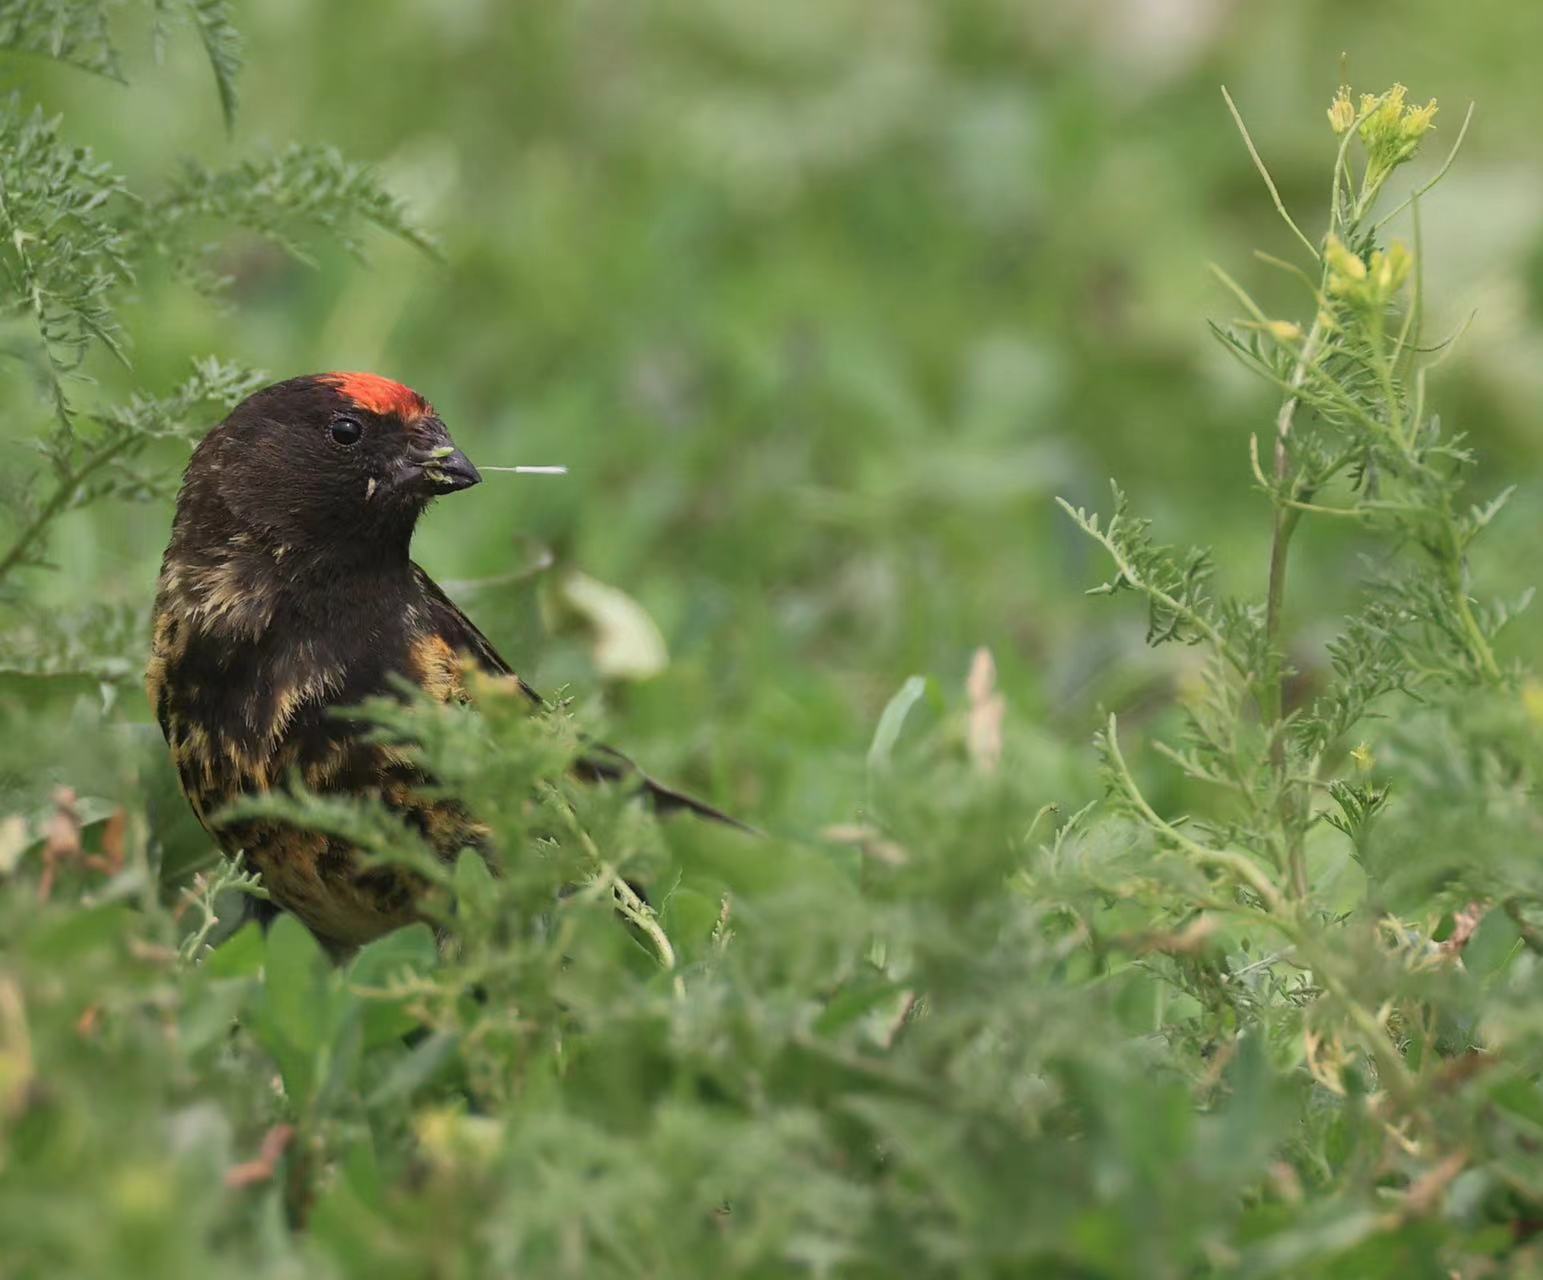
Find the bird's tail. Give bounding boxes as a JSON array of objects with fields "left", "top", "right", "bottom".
[{"left": 575, "top": 743, "right": 758, "bottom": 836}]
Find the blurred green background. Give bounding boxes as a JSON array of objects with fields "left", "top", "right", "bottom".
[{"left": 7, "top": 0, "right": 1540, "bottom": 837}]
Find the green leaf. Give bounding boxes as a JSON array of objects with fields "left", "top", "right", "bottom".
[
  {"left": 867, "top": 675, "right": 927, "bottom": 773},
  {"left": 185, "top": 0, "right": 242, "bottom": 130},
  {"left": 1464, "top": 910, "right": 1522, "bottom": 979},
  {"left": 452, "top": 847, "right": 498, "bottom": 918},
  {"left": 658, "top": 886, "right": 719, "bottom": 954},
  {"left": 178, "top": 977, "right": 250, "bottom": 1056},
  {"left": 813, "top": 973, "right": 903, "bottom": 1036},
  {"left": 349, "top": 923, "right": 437, "bottom": 988},
  {"left": 204, "top": 920, "right": 264, "bottom": 978},
  {"left": 349, "top": 924, "right": 438, "bottom": 1047},
  {"left": 25, "top": 903, "right": 133, "bottom": 962},
  {"left": 1487, "top": 1077, "right": 1543, "bottom": 1130},
  {"left": 0, "top": 0, "right": 123, "bottom": 80},
  {"left": 366, "top": 1031, "right": 459, "bottom": 1106},
  {"left": 261, "top": 913, "right": 331, "bottom": 1057}
]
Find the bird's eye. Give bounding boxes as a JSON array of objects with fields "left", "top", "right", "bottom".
[{"left": 328, "top": 415, "right": 364, "bottom": 447}]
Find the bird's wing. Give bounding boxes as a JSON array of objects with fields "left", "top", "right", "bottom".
[
  {"left": 412, "top": 565, "right": 752, "bottom": 832},
  {"left": 412, "top": 564, "right": 541, "bottom": 697}
]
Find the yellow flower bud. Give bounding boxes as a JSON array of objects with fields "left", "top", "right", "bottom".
[
  {"left": 1266, "top": 320, "right": 1302, "bottom": 342},
  {"left": 1356, "top": 85, "right": 1436, "bottom": 188},
  {"left": 1324, "top": 235, "right": 1366, "bottom": 280},
  {"left": 1349, "top": 743, "right": 1374, "bottom": 774},
  {"left": 112, "top": 1165, "right": 175, "bottom": 1220},
  {"left": 1370, "top": 242, "right": 1413, "bottom": 296},
  {"left": 1376, "top": 82, "right": 1413, "bottom": 124},
  {"left": 1523, "top": 678, "right": 1543, "bottom": 729},
  {"left": 1327, "top": 87, "right": 1356, "bottom": 135},
  {"left": 1323, "top": 234, "right": 1368, "bottom": 298},
  {"left": 1401, "top": 99, "right": 1438, "bottom": 140},
  {"left": 415, "top": 1106, "right": 502, "bottom": 1170}
]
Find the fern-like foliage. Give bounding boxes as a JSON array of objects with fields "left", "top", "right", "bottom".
[
  {"left": 1, "top": 357, "right": 266, "bottom": 589},
  {"left": 0, "top": 0, "right": 123, "bottom": 79},
  {"left": 0, "top": 2, "right": 433, "bottom": 684},
  {"left": 1057, "top": 486, "right": 1233, "bottom": 655},
  {"left": 0, "top": 97, "right": 132, "bottom": 416},
  {"left": 182, "top": 0, "right": 242, "bottom": 128},
  {"left": 1057, "top": 86, "right": 1536, "bottom": 1139},
  {"left": 149, "top": 143, "right": 440, "bottom": 271}
]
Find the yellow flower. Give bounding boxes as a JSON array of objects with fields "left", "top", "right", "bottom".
[
  {"left": 1327, "top": 87, "right": 1356, "bottom": 135},
  {"left": 1266, "top": 320, "right": 1302, "bottom": 342},
  {"left": 1370, "top": 242, "right": 1413, "bottom": 295},
  {"left": 1360, "top": 83, "right": 1408, "bottom": 143},
  {"left": 1324, "top": 235, "right": 1366, "bottom": 280},
  {"left": 1324, "top": 234, "right": 1367, "bottom": 297},
  {"left": 112, "top": 1165, "right": 174, "bottom": 1220},
  {"left": 1356, "top": 85, "right": 1438, "bottom": 188},
  {"left": 1401, "top": 99, "right": 1439, "bottom": 141},
  {"left": 415, "top": 1106, "right": 502, "bottom": 1170},
  {"left": 1349, "top": 742, "right": 1375, "bottom": 774},
  {"left": 1323, "top": 235, "right": 1413, "bottom": 307},
  {"left": 1523, "top": 678, "right": 1543, "bottom": 729},
  {"left": 1384, "top": 83, "right": 1408, "bottom": 112}
]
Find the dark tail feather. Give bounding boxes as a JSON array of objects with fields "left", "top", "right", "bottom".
[{"left": 575, "top": 743, "right": 758, "bottom": 835}]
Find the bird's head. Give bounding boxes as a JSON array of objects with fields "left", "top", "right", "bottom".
[{"left": 182, "top": 372, "right": 481, "bottom": 563}]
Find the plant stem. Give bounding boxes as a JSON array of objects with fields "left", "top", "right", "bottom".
[
  {"left": 1263, "top": 313, "right": 1325, "bottom": 899},
  {"left": 0, "top": 434, "right": 138, "bottom": 585},
  {"left": 1448, "top": 556, "right": 1502, "bottom": 681},
  {"left": 1504, "top": 900, "right": 1543, "bottom": 955},
  {"left": 1264, "top": 316, "right": 1326, "bottom": 639},
  {"left": 1103, "top": 714, "right": 1289, "bottom": 916},
  {"left": 1054, "top": 497, "right": 1249, "bottom": 681},
  {"left": 540, "top": 781, "right": 678, "bottom": 972},
  {"left": 1304, "top": 942, "right": 1421, "bottom": 1114}
]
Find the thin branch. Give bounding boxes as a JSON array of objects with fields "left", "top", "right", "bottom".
[
  {"left": 1247, "top": 434, "right": 1373, "bottom": 519},
  {"left": 1055, "top": 498, "right": 1248, "bottom": 680},
  {"left": 1221, "top": 85, "right": 1321, "bottom": 261},
  {"left": 0, "top": 432, "right": 139, "bottom": 584},
  {"left": 1253, "top": 249, "right": 1320, "bottom": 291},
  {"left": 1103, "top": 714, "right": 1288, "bottom": 915},
  {"left": 1373, "top": 102, "right": 1475, "bottom": 233}
]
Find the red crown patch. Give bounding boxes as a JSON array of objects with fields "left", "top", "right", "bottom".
[{"left": 322, "top": 372, "right": 430, "bottom": 420}]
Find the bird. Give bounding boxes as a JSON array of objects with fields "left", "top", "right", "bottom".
[{"left": 146, "top": 371, "right": 739, "bottom": 950}]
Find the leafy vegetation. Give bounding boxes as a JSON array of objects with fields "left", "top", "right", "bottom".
[{"left": 3, "top": 5, "right": 1543, "bottom": 1278}]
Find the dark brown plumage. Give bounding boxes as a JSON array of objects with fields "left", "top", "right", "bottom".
[{"left": 147, "top": 372, "right": 737, "bottom": 949}]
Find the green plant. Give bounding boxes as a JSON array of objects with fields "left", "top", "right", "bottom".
[
  {"left": 1050, "top": 81, "right": 1542, "bottom": 1266},
  {"left": 4, "top": 15, "right": 1543, "bottom": 1275},
  {"left": 0, "top": 2, "right": 430, "bottom": 674}
]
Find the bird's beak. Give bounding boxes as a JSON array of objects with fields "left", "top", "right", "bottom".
[{"left": 408, "top": 442, "right": 482, "bottom": 493}]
